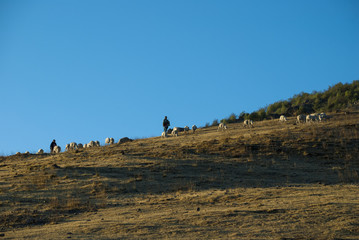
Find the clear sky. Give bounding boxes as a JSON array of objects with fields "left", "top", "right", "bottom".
[{"left": 1, "top": 0, "right": 358, "bottom": 155}]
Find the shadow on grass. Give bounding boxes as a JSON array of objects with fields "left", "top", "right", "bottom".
[
  {"left": 1, "top": 146, "right": 358, "bottom": 230},
  {"left": 51, "top": 154, "right": 355, "bottom": 195}
]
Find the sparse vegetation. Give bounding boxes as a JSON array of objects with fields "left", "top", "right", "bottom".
[{"left": 217, "top": 80, "right": 359, "bottom": 124}]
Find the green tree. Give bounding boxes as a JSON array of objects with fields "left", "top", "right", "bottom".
[
  {"left": 257, "top": 108, "right": 266, "bottom": 120},
  {"left": 227, "top": 113, "right": 237, "bottom": 123}
]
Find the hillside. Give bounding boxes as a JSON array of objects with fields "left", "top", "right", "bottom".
[{"left": 0, "top": 109, "right": 359, "bottom": 239}]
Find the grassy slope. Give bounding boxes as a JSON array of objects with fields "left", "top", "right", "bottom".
[{"left": 0, "top": 110, "right": 359, "bottom": 239}]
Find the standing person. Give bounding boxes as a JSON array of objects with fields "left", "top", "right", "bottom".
[
  {"left": 163, "top": 116, "right": 170, "bottom": 133},
  {"left": 50, "top": 139, "right": 57, "bottom": 153}
]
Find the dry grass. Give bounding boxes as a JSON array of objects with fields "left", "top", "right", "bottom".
[{"left": 0, "top": 110, "right": 358, "bottom": 239}]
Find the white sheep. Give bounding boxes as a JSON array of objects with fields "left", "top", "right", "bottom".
[
  {"left": 70, "top": 142, "right": 77, "bottom": 149},
  {"left": 37, "top": 149, "right": 44, "bottom": 154},
  {"left": 218, "top": 123, "right": 227, "bottom": 131},
  {"left": 66, "top": 142, "right": 78, "bottom": 151},
  {"left": 279, "top": 115, "right": 287, "bottom": 122},
  {"left": 243, "top": 120, "right": 253, "bottom": 128},
  {"left": 105, "top": 138, "right": 114, "bottom": 145},
  {"left": 172, "top": 127, "right": 178, "bottom": 137},
  {"left": 306, "top": 114, "right": 318, "bottom": 123},
  {"left": 53, "top": 146, "right": 61, "bottom": 154},
  {"left": 161, "top": 131, "right": 167, "bottom": 138},
  {"left": 88, "top": 141, "right": 96, "bottom": 148},
  {"left": 192, "top": 125, "right": 197, "bottom": 133},
  {"left": 87, "top": 140, "right": 100, "bottom": 147},
  {"left": 296, "top": 114, "right": 306, "bottom": 124}
]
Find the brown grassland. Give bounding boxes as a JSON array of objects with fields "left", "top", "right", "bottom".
[{"left": 0, "top": 110, "right": 359, "bottom": 239}]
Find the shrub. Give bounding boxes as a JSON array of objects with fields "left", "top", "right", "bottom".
[
  {"left": 211, "top": 119, "right": 219, "bottom": 126},
  {"left": 257, "top": 108, "right": 266, "bottom": 120},
  {"left": 220, "top": 119, "right": 228, "bottom": 124},
  {"left": 212, "top": 80, "right": 359, "bottom": 126},
  {"left": 227, "top": 113, "right": 237, "bottom": 123}
]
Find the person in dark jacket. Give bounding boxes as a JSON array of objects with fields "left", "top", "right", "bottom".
[
  {"left": 163, "top": 116, "right": 170, "bottom": 133},
  {"left": 50, "top": 139, "right": 57, "bottom": 153}
]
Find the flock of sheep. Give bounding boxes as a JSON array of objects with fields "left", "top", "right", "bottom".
[
  {"left": 296, "top": 112, "right": 329, "bottom": 123},
  {"left": 216, "top": 112, "right": 321, "bottom": 131},
  {"left": 58, "top": 138, "right": 132, "bottom": 154},
  {"left": 276, "top": 112, "right": 330, "bottom": 124},
  {"left": 214, "top": 112, "right": 329, "bottom": 132},
  {"left": 162, "top": 112, "right": 329, "bottom": 138},
  {"left": 277, "top": 112, "right": 329, "bottom": 124},
  {"left": 161, "top": 119, "right": 253, "bottom": 137},
  {"left": 18, "top": 112, "right": 330, "bottom": 155},
  {"left": 16, "top": 137, "right": 133, "bottom": 156},
  {"left": 162, "top": 125, "right": 198, "bottom": 137}
]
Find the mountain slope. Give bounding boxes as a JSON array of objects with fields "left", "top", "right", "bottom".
[{"left": 0, "top": 109, "right": 358, "bottom": 239}]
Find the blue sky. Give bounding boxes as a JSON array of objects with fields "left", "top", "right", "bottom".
[{"left": 1, "top": 0, "right": 358, "bottom": 155}]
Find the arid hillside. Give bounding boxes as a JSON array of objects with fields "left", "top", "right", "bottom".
[{"left": 0, "top": 110, "right": 358, "bottom": 239}]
